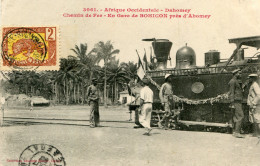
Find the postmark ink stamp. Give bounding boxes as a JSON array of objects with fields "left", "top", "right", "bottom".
[
  {"left": 1, "top": 27, "right": 59, "bottom": 70},
  {"left": 18, "top": 144, "right": 66, "bottom": 166}
]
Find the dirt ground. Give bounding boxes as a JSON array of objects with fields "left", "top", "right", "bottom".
[{"left": 1, "top": 105, "right": 260, "bottom": 166}]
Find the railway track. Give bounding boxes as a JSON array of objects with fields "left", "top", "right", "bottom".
[{"left": 4, "top": 117, "right": 134, "bottom": 126}]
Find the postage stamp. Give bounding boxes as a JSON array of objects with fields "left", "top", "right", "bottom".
[
  {"left": 18, "top": 144, "right": 66, "bottom": 166},
  {"left": 1, "top": 27, "right": 59, "bottom": 70}
]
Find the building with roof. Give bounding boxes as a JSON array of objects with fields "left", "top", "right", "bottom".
[{"left": 119, "top": 90, "right": 135, "bottom": 105}]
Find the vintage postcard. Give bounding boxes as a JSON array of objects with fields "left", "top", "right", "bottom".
[{"left": 0, "top": 0, "right": 260, "bottom": 166}]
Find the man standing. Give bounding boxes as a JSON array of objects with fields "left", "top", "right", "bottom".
[
  {"left": 127, "top": 79, "right": 143, "bottom": 128},
  {"left": 0, "top": 93, "right": 5, "bottom": 127},
  {"left": 86, "top": 78, "right": 100, "bottom": 128},
  {"left": 158, "top": 74, "right": 174, "bottom": 129},
  {"left": 29, "top": 95, "right": 33, "bottom": 111},
  {"left": 229, "top": 69, "right": 244, "bottom": 138},
  {"left": 139, "top": 77, "right": 153, "bottom": 135},
  {"left": 247, "top": 74, "right": 260, "bottom": 137}
]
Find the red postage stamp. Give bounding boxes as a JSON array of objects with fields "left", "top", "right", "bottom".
[{"left": 1, "top": 27, "right": 59, "bottom": 70}]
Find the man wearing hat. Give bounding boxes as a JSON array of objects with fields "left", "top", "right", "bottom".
[
  {"left": 127, "top": 79, "right": 144, "bottom": 128},
  {"left": 139, "top": 77, "right": 153, "bottom": 135},
  {"left": 86, "top": 78, "right": 100, "bottom": 128},
  {"left": 247, "top": 74, "right": 260, "bottom": 137},
  {"left": 158, "top": 74, "right": 174, "bottom": 129},
  {"left": 229, "top": 69, "right": 244, "bottom": 138}
]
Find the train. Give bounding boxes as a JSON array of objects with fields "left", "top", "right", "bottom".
[{"left": 129, "top": 36, "right": 260, "bottom": 132}]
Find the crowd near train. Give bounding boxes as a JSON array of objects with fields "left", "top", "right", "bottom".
[{"left": 127, "top": 36, "right": 260, "bottom": 137}]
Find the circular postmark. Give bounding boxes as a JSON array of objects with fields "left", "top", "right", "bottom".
[
  {"left": 1, "top": 27, "right": 47, "bottom": 70},
  {"left": 18, "top": 144, "right": 66, "bottom": 166}
]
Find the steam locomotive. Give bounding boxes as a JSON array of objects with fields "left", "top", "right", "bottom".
[{"left": 130, "top": 36, "right": 260, "bottom": 132}]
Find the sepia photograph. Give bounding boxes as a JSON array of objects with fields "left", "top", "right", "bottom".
[{"left": 0, "top": 0, "right": 260, "bottom": 165}]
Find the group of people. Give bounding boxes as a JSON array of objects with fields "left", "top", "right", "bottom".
[
  {"left": 229, "top": 69, "right": 260, "bottom": 138},
  {"left": 85, "top": 76, "right": 156, "bottom": 135},
  {"left": 86, "top": 69, "right": 260, "bottom": 138},
  {"left": 130, "top": 73, "right": 177, "bottom": 135},
  {"left": 87, "top": 74, "right": 173, "bottom": 135},
  {"left": 85, "top": 75, "right": 165, "bottom": 136},
  {"left": 125, "top": 74, "right": 173, "bottom": 135}
]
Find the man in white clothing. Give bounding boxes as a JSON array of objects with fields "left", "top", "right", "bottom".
[
  {"left": 247, "top": 74, "right": 260, "bottom": 137},
  {"left": 139, "top": 77, "right": 154, "bottom": 135}
]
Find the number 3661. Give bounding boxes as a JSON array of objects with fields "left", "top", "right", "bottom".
[{"left": 83, "top": 8, "right": 96, "bottom": 12}]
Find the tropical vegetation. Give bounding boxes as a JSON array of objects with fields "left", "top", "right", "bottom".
[{"left": 1, "top": 41, "right": 141, "bottom": 105}]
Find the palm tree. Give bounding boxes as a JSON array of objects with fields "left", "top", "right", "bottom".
[
  {"left": 37, "top": 71, "right": 56, "bottom": 100},
  {"left": 70, "top": 43, "right": 99, "bottom": 84},
  {"left": 14, "top": 71, "right": 39, "bottom": 95},
  {"left": 120, "top": 61, "right": 138, "bottom": 79},
  {"left": 56, "top": 58, "right": 78, "bottom": 105},
  {"left": 8, "top": 71, "right": 24, "bottom": 94},
  {"left": 107, "top": 60, "right": 130, "bottom": 103},
  {"left": 94, "top": 41, "right": 120, "bottom": 107},
  {"left": 70, "top": 43, "right": 102, "bottom": 104}
]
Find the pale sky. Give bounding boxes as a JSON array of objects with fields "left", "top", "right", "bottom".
[{"left": 1, "top": 0, "right": 260, "bottom": 67}]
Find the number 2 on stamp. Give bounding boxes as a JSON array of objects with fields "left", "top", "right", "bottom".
[{"left": 45, "top": 27, "right": 56, "bottom": 41}]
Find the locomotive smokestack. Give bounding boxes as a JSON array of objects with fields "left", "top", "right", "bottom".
[{"left": 152, "top": 39, "right": 172, "bottom": 70}]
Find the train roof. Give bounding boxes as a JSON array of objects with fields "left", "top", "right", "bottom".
[{"left": 229, "top": 36, "right": 260, "bottom": 48}]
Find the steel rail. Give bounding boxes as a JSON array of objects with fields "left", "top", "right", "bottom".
[{"left": 4, "top": 117, "right": 134, "bottom": 124}]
